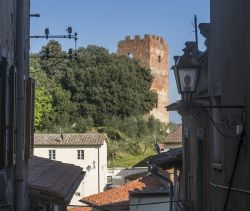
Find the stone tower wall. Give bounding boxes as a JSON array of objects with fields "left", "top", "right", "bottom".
[{"left": 117, "top": 34, "right": 169, "bottom": 124}]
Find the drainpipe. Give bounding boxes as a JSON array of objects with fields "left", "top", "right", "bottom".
[
  {"left": 148, "top": 164, "right": 174, "bottom": 211},
  {"left": 15, "top": 0, "right": 28, "bottom": 210},
  {"left": 98, "top": 147, "right": 100, "bottom": 192}
]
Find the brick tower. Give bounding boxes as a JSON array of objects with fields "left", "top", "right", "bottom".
[{"left": 117, "top": 34, "right": 169, "bottom": 124}]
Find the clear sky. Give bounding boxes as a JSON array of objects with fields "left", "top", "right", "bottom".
[{"left": 30, "top": 0, "right": 210, "bottom": 123}]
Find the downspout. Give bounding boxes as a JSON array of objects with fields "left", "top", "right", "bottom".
[
  {"left": 148, "top": 164, "right": 174, "bottom": 211},
  {"left": 15, "top": 0, "right": 28, "bottom": 210},
  {"left": 183, "top": 127, "right": 189, "bottom": 200},
  {"left": 98, "top": 147, "right": 100, "bottom": 192}
]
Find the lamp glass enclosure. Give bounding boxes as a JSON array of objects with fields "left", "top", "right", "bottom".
[
  {"left": 178, "top": 67, "right": 200, "bottom": 93},
  {"left": 173, "top": 66, "right": 181, "bottom": 93}
]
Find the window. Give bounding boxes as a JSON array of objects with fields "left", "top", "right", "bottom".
[
  {"left": 107, "top": 176, "right": 113, "bottom": 183},
  {"left": 75, "top": 192, "right": 81, "bottom": 196},
  {"left": 128, "top": 53, "right": 133, "bottom": 58},
  {"left": 158, "top": 55, "right": 162, "bottom": 63},
  {"left": 49, "top": 150, "right": 56, "bottom": 160},
  {"left": 77, "top": 150, "right": 84, "bottom": 160}
]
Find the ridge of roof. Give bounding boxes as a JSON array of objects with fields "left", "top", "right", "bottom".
[{"left": 34, "top": 133, "right": 108, "bottom": 146}]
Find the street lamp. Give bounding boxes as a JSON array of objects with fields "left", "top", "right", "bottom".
[
  {"left": 170, "top": 43, "right": 245, "bottom": 136},
  {"left": 172, "top": 47, "right": 202, "bottom": 99}
]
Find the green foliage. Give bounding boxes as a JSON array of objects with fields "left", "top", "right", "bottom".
[
  {"left": 30, "top": 41, "right": 169, "bottom": 167},
  {"left": 34, "top": 88, "right": 54, "bottom": 130},
  {"left": 73, "top": 117, "right": 94, "bottom": 133},
  {"left": 30, "top": 41, "right": 157, "bottom": 132},
  {"left": 61, "top": 45, "right": 157, "bottom": 125}
]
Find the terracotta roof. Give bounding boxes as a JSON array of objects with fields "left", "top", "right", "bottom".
[
  {"left": 34, "top": 133, "right": 108, "bottom": 146},
  {"left": 28, "top": 156, "right": 85, "bottom": 203},
  {"left": 81, "top": 174, "right": 167, "bottom": 211},
  {"left": 149, "top": 147, "right": 182, "bottom": 169},
  {"left": 164, "top": 125, "right": 182, "bottom": 144}
]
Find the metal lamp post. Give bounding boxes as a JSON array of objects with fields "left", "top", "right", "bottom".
[{"left": 172, "top": 47, "right": 202, "bottom": 101}]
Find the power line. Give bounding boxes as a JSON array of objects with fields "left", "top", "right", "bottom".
[{"left": 223, "top": 129, "right": 245, "bottom": 211}]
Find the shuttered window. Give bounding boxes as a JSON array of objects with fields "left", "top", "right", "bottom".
[
  {"left": 25, "top": 78, "right": 35, "bottom": 159},
  {"left": 77, "top": 150, "right": 84, "bottom": 160},
  {"left": 49, "top": 150, "right": 56, "bottom": 160},
  {"left": 0, "top": 58, "right": 7, "bottom": 168}
]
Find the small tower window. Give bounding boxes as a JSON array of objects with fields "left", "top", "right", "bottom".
[
  {"left": 158, "top": 56, "right": 162, "bottom": 63},
  {"left": 128, "top": 53, "right": 133, "bottom": 59}
]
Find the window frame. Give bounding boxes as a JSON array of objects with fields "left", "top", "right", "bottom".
[
  {"left": 77, "top": 150, "right": 84, "bottom": 160},
  {"left": 49, "top": 149, "right": 56, "bottom": 160}
]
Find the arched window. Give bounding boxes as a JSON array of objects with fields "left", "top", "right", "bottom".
[{"left": 158, "top": 56, "right": 161, "bottom": 63}]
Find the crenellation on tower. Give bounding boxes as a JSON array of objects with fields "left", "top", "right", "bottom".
[
  {"left": 134, "top": 35, "right": 141, "bottom": 40},
  {"left": 125, "top": 36, "right": 131, "bottom": 40},
  {"left": 117, "top": 34, "right": 169, "bottom": 124}
]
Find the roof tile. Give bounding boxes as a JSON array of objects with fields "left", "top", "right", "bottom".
[
  {"left": 81, "top": 174, "right": 167, "bottom": 211},
  {"left": 34, "top": 133, "right": 108, "bottom": 146},
  {"left": 164, "top": 125, "right": 182, "bottom": 144},
  {"left": 149, "top": 147, "right": 183, "bottom": 169},
  {"left": 28, "top": 156, "right": 85, "bottom": 201}
]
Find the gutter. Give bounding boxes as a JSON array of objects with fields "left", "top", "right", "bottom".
[{"left": 148, "top": 164, "right": 174, "bottom": 211}]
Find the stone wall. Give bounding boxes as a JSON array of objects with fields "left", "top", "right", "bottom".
[{"left": 117, "top": 34, "right": 169, "bottom": 123}]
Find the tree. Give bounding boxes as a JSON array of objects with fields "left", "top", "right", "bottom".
[
  {"left": 62, "top": 45, "right": 157, "bottom": 125},
  {"left": 30, "top": 45, "right": 75, "bottom": 132},
  {"left": 30, "top": 42, "right": 158, "bottom": 132},
  {"left": 34, "top": 88, "right": 54, "bottom": 131}
]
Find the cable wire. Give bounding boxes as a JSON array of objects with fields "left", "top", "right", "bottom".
[
  {"left": 223, "top": 129, "right": 245, "bottom": 211},
  {"left": 201, "top": 109, "right": 240, "bottom": 139}
]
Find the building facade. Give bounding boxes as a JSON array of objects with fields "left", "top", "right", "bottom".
[
  {"left": 117, "top": 34, "right": 169, "bottom": 123},
  {"left": 167, "top": 1, "right": 250, "bottom": 210},
  {"left": 0, "top": 1, "right": 32, "bottom": 210},
  {"left": 34, "top": 133, "right": 108, "bottom": 205},
  {"left": 208, "top": 1, "right": 250, "bottom": 210}
]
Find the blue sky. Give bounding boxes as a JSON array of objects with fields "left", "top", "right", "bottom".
[{"left": 30, "top": 0, "right": 210, "bottom": 123}]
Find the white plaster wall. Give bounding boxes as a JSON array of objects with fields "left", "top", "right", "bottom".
[
  {"left": 107, "top": 167, "right": 148, "bottom": 185},
  {"left": 99, "top": 142, "right": 107, "bottom": 191},
  {"left": 34, "top": 144, "right": 107, "bottom": 205},
  {"left": 130, "top": 195, "right": 170, "bottom": 211}
]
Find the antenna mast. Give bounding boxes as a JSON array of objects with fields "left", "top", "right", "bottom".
[{"left": 194, "top": 15, "right": 199, "bottom": 49}]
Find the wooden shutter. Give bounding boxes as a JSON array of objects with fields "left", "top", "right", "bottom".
[
  {"left": 7, "top": 65, "right": 17, "bottom": 166},
  {"left": 25, "top": 78, "right": 35, "bottom": 159},
  {"left": 0, "top": 58, "right": 7, "bottom": 169}
]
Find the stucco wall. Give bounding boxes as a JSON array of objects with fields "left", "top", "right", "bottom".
[{"left": 34, "top": 143, "right": 107, "bottom": 205}]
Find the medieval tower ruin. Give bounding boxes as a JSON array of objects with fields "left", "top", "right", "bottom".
[{"left": 117, "top": 34, "right": 169, "bottom": 123}]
